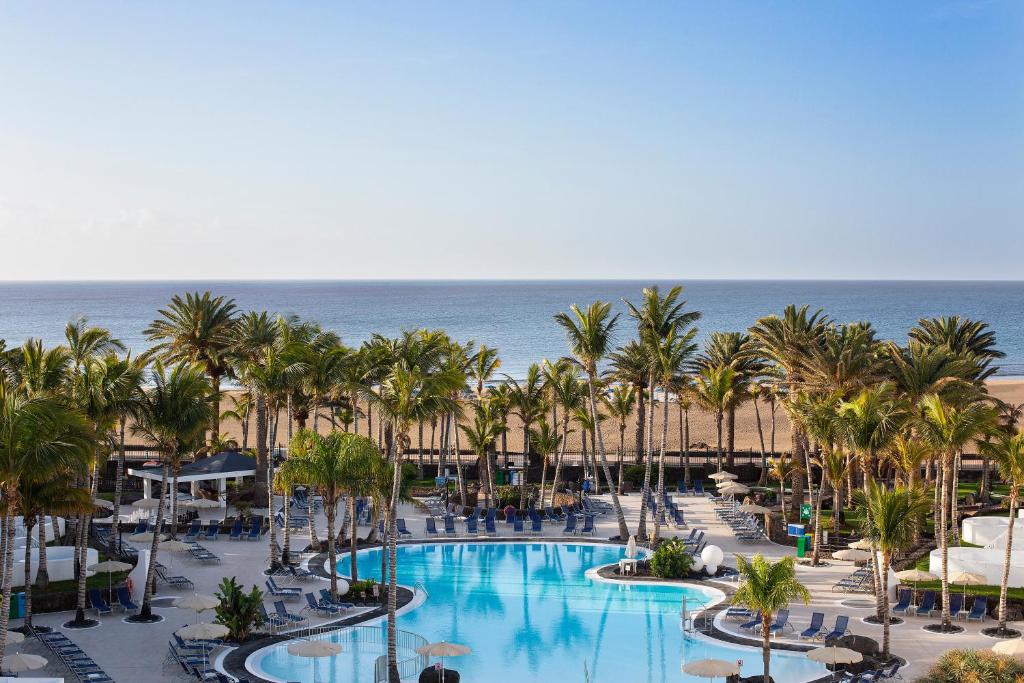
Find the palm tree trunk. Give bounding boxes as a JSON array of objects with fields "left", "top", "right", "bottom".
[
  {"left": 22, "top": 518, "right": 35, "bottom": 628},
  {"left": 210, "top": 372, "right": 222, "bottom": 449},
  {"left": 811, "top": 474, "right": 826, "bottom": 566},
  {"left": 241, "top": 400, "right": 251, "bottom": 450},
  {"left": 307, "top": 496, "right": 319, "bottom": 550},
  {"left": 282, "top": 489, "right": 291, "bottom": 564},
  {"left": 652, "top": 384, "right": 670, "bottom": 543},
  {"left": 255, "top": 394, "right": 269, "bottom": 502},
  {"left": 635, "top": 385, "right": 645, "bottom": 464},
  {"left": 550, "top": 419, "right": 570, "bottom": 508},
  {"left": 539, "top": 454, "right": 549, "bottom": 508},
  {"left": 585, "top": 374, "right": 629, "bottom": 540},
  {"left": 417, "top": 421, "right": 425, "bottom": 479},
  {"left": 386, "top": 434, "right": 403, "bottom": 683},
  {"left": 268, "top": 465, "right": 280, "bottom": 571},
  {"left": 881, "top": 551, "right": 892, "bottom": 656},
  {"left": 36, "top": 518, "right": 49, "bottom": 589},
  {"left": 519, "top": 423, "right": 530, "bottom": 509},
  {"left": 761, "top": 611, "right": 772, "bottom": 683},
  {"left": 940, "top": 454, "right": 952, "bottom": 629},
  {"left": 684, "top": 408, "right": 691, "bottom": 485},
  {"left": 0, "top": 502, "right": 15, "bottom": 666},
  {"left": 726, "top": 407, "right": 736, "bottom": 469},
  {"left": 136, "top": 462, "right": 169, "bottom": 621},
  {"left": 74, "top": 512, "right": 89, "bottom": 621},
  {"left": 997, "top": 490, "right": 1016, "bottom": 632},
  {"left": 170, "top": 469, "right": 180, "bottom": 538},
  {"left": 715, "top": 411, "right": 724, "bottom": 472},
  {"left": 453, "top": 415, "right": 468, "bottom": 507},
  {"left": 349, "top": 495, "right": 359, "bottom": 583},
  {"left": 326, "top": 497, "right": 339, "bottom": 597},
  {"left": 753, "top": 395, "right": 768, "bottom": 486},
  {"left": 112, "top": 418, "right": 127, "bottom": 538},
  {"left": 950, "top": 453, "right": 961, "bottom": 546},
  {"left": 617, "top": 425, "right": 626, "bottom": 495}
]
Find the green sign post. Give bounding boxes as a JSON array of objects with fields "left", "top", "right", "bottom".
[{"left": 800, "top": 503, "right": 812, "bottom": 521}]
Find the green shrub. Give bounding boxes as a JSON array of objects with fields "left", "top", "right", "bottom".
[
  {"left": 494, "top": 485, "right": 521, "bottom": 508},
  {"left": 214, "top": 576, "right": 264, "bottom": 642},
  {"left": 649, "top": 538, "right": 693, "bottom": 579},
  {"left": 916, "top": 649, "right": 1024, "bottom": 683},
  {"left": 623, "top": 465, "right": 645, "bottom": 487},
  {"left": 348, "top": 579, "right": 377, "bottom": 594}
]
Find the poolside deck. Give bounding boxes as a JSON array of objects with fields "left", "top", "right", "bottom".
[{"left": 13, "top": 491, "right": 1017, "bottom": 682}]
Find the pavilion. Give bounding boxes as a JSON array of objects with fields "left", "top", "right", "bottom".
[{"left": 126, "top": 451, "right": 257, "bottom": 508}]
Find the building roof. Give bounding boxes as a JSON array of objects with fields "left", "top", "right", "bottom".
[{"left": 127, "top": 451, "right": 257, "bottom": 483}]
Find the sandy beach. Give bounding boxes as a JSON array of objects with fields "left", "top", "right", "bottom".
[{"left": 215, "top": 378, "right": 1024, "bottom": 455}]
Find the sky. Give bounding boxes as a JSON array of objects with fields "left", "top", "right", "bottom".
[{"left": 0, "top": 2, "right": 1021, "bottom": 281}]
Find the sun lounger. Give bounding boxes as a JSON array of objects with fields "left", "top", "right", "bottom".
[
  {"left": 133, "top": 519, "right": 149, "bottom": 534},
  {"left": 967, "top": 596, "right": 988, "bottom": 621},
  {"left": 443, "top": 515, "right": 457, "bottom": 536},
  {"left": 693, "top": 480, "right": 705, "bottom": 495},
  {"left": 484, "top": 516, "right": 497, "bottom": 536},
  {"left": 725, "top": 607, "right": 753, "bottom": 620},
  {"left": 245, "top": 519, "right": 262, "bottom": 541},
  {"left": 183, "top": 519, "right": 202, "bottom": 540},
  {"left": 513, "top": 518, "right": 525, "bottom": 534},
  {"left": 891, "top": 589, "right": 912, "bottom": 615},
  {"left": 579, "top": 515, "right": 595, "bottom": 536},
  {"left": 425, "top": 517, "right": 439, "bottom": 537},
  {"left": 319, "top": 588, "right": 356, "bottom": 610},
  {"left": 265, "top": 577, "right": 302, "bottom": 599},
  {"left": 305, "top": 592, "right": 341, "bottom": 616},
  {"left": 915, "top": 591, "right": 937, "bottom": 617},
  {"left": 259, "top": 603, "right": 288, "bottom": 631},
  {"left": 947, "top": 593, "right": 963, "bottom": 620},
  {"left": 396, "top": 518, "right": 413, "bottom": 538},
  {"left": 562, "top": 514, "right": 577, "bottom": 535},
  {"left": 879, "top": 661, "right": 903, "bottom": 680},
  {"left": 87, "top": 589, "right": 111, "bottom": 616},
  {"left": 767, "top": 608, "right": 793, "bottom": 636},
  {"left": 739, "top": 612, "right": 762, "bottom": 632},
  {"left": 274, "top": 599, "right": 307, "bottom": 625},
  {"left": 531, "top": 516, "right": 543, "bottom": 533},
  {"left": 229, "top": 518, "right": 243, "bottom": 540},
  {"left": 203, "top": 519, "right": 220, "bottom": 541},
  {"left": 800, "top": 612, "right": 824, "bottom": 639},
  {"left": 823, "top": 615, "right": 850, "bottom": 642},
  {"left": 465, "top": 515, "right": 479, "bottom": 535},
  {"left": 545, "top": 506, "right": 565, "bottom": 521},
  {"left": 288, "top": 565, "right": 316, "bottom": 581},
  {"left": 155, "top": 565, "right": 194, "bottom": 589},
  {"left": 116, "top": 585, "right": 139, "bottom": 612}
]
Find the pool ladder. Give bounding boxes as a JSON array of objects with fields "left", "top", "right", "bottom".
[{"left": 414, "top": 580, "right": 428, "bottom": 599}]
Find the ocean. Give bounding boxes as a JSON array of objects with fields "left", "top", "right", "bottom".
[{"left": 1, "top": 280, "right": 1022, "bottom": 378}]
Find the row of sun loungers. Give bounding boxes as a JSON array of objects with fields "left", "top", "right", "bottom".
[
  {"left": 86, "top": 587, "right": 138, "bottom": 616},
  {"left": 33, "top": 627, "right": 116, "bottom": 683},
  {"left": 832, "top": 568, "right": 874, "bottom": 593},
  {"left": 729, "top": 609, "right": 851, "bottom": 642},
  {"left": 166, "top": 631, "right": 228, "bottom": 681},
  {"left": 156, "top": 562, "right": 194, "bottom": 589},
  {"left": 841, "top": 662, "right": 905, "bottom": 682},
  {"left": 891, "top": 589, "right": 988, "bottom": 621}
]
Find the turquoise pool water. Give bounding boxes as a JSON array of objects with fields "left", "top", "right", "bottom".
[{"left": 251, "top": 542, "right": 828, "bottom": 682}]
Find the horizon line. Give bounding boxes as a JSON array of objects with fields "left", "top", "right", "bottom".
[{"left": 2, "top": 277, "right": 1024, "bottom": 285}]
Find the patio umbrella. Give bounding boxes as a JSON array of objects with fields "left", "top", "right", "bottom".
[
  {"left": 3, "top": 653, "right": 47, "bottom": 672},
  {"left": 289, "top": 638, "right": 343, "bottom": 682},
  {"left": 625, "top": 535, "right": 638, "bottom": 560},
  {"left": 737, "top": 504, "right": 770, "bottom": 514},
  {"left": 174, "top": 594, "right": 220, "bottom": 623},
  {"left": 93, "top": 498, "right": 114, "bottom": 510},
  {"left": 807, "top": 646, "right": 863, "bottom": 665},
  {"left": 682, "top": 658, "right": 739, "bottom": 680},
  {"left": 4, "top": 631, "right": 25, "bottom": 646},
  {"left": 848, "top": 539, "right": 873, "bottom": 551},
  {"left": 133, "top": 498, "right": 163, "bottom": 509},
  {"left": 160, "top": 540, "right": 190, "bottom": 552},
  {"left": 708, "top": 472, "right": 738, "bottom": 481},
  {"left": 718, "top": 483, "right": 749, "bottom": 495},
  {"left": 833, "top": 549, "right": 872, "bottom": 563},
  {"left": 895, "top": 568, "right": 937, "bottom": 604},
  {"left": 993, "top": 638, "right": 1024, "bottom": 660},
  {"left": 177, "top": 622, "right": 229, "bottom": 641},
  {"left": 183, "top": 498, "right": 221, "bottom": 509},
  {"left": 416, "top": 641, "right": 471, "bottom": 683},
  {"left": 87, "top": 560, "right": 133, "bottom": 602},
  {"left": 128, "top": 531, "right": 165, "bottom": 543},
  {"left": 950, "top": 571, "right": 987, "bottom": 601}
]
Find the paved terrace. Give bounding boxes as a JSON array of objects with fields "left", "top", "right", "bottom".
[{"left": 14, "top": 492, "right": 1017, "bottom": 682}]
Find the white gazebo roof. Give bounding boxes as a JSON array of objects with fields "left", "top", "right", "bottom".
[{"left": 128, "top": 451, "right": 257, "bottom": 484}]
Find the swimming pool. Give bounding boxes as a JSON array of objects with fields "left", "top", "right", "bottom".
[{"left": 249, "top": 542, "right": 828, "bottom": 682}]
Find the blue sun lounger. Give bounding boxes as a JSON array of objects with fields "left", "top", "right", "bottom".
[
  {"left": 443, "top": 515, "right": 457, "bottom": 536},
  {"left": 87, "top": 589, "right": 111, "bottom": 616},
  {"left": 183, "top": 519, "right": 202, "bottom": 540},
  {"left": 203, "top": 519, "right": 220, "bottom": 541},
  {"left": 739, "top": 611, "right": 762, "bottom": 632},
  {"left": 484, "top": 516, "right": 498, "bottom": 536},
  {"left": 800, "top": 612, "right": 824, "bottom": 639},
  {"left": 891, "top": 589, "right": 912, "bottom": 615},
  {"left": 116, "top": 585, "right": 139, "bottom": 612},
  {"left": 967, "top": 597, "right": 988, "bottom": 621},
  {"left": 947, "top": 593, "right": 964, "bottom": 620},
  {"left": 823, "top": 615, "right": 850, "bottom": 642},
  {"left": 767, "top": 608, "right": 793, "bottom": 635},
  {"left": 425, "top": 517, "right": 439, "bottom": 537},
  {"left": 562, "top": 514, "right": 577, "bottom": 535},
  {"left": 465, "top": 515, "right": 479, "bottom": 535},
  {"left": 396, "top": 518, "right": 413, "bottom": 538},
  {"left": 228, "top": 518, "right": 243, "bottom": 540},
  {"left": 579, "top": 515, "right": 595, "bottom": 536},
  {"left": 915, "top": 591, "right": 937, "bottom": 617}
]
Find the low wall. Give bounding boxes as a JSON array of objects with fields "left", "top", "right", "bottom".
[
  {"left": 929, "top": 546, "right": 1024, "bottom": 587},
  {"left": 962, "top": 515, "right": 1024, "bottom": 547},
  {"left": 11, "top": 545, "right": 98, "bottom": 587}
]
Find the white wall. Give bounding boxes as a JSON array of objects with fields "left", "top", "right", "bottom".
[{"left": 10, "top": 546, "right": 98, "bottom": 588}]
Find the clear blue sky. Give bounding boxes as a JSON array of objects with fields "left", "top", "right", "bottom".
[{"left": 1, "top": 2, "right": 1021, "bottom": 280}]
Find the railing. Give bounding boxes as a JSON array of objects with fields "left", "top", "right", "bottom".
[
  {"left": 372, "top": 626, "right": 430, "bottom": 683},
  {"left": 280, "top": 623, "right": 429, "bottom": 683}
]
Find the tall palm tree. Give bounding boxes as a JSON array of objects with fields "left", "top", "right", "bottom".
[
  {"left": 818, "top": 448, "right": 850, "bottom": 533},
  {"left": 608, "top": 340, "right": 651, "bottom": 463},
  {"left": 145, "top": 292, "right": 238, "bottom": 445},
  {"left": 461, "top": 400, "right": 503, "bottom": 508},
  {"left": 699, "top": 331, "right": 759, "bottom": 469},
  {"left": 129, "top": 361, "right": 213, "bottom": 622},
  {"left": 731, "top": 554, "right": 811, "bottom": 683},
  {"left": 769, "top": 456, "right": 802, "bottom": 524},
  {"left": 749, "top": 305, "right": 829, "bottom": 521},
  {"left": 603, "top": 384, "right": 636, "bottom": 495},
  {"left": 978, "top": 431, "right": 1024, "bottom": 635},
  {"left": 909, "top": 316, "right": 1005, "bottom": 382},
  {"left": 690, "top": 364, "right": 737, "bottom": 473},
  {"left": 555, "top": 301, "right": 629, "bottom": 540},
  {"left": 470, "top": 344, "right": 501, "bottom": 398},
  {"left": 0, "top": 383, "right": 94, "bottom": 656},
  {"left": 790, "top": 390, "right": 841, "bottom": 566},
  {"left": 530, "top": 418, "right": 562, "bottom": 508},
  {"left": 506, "top": 364, "right": 546, "bottom": 506},
  {"left": 837, "top": 383, "right": 905, "bottom": 618},
  {"left": 96, "top": 354, "right": 146, "bottom": 544},
  {"left": 624, "top": 286, "right": 701, "bottom": 539},
  {"left": 547, "top": 364, "right": 585, "bottom": 507},
  {"left": 857, "top": 481, "right": 931, "bottom": 655},
  {"left": 367, "top": 356, "right": 460, "bottom": 683},
  {"left": 916, "top": 393, "right": 994, "bottom": 630}
]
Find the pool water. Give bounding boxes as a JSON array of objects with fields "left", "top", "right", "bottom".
[{"left": 252, "top": 542, "right": 828, "bottom": 682}]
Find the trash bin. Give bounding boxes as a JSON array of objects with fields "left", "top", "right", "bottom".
[
  {"left": 796, "top": 535, "right": 808, "bottom": 558},
  {"left": 495, "top": 470, "right": 505, "bottom": 485},
  {"left": 9, "top": 592, "right": 24, "bottom": 619}
]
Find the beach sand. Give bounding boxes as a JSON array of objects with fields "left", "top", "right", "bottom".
[{"left": 215, "top": 379, "right": 1024, "bottom": 455}]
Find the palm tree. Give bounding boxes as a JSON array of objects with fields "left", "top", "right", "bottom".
[
  {"left": 769, "top": 456, "right": 802, "bottom": 524},
  {"left": 461, "top": 400, "right": 503, "bottom": 508},
  {"left": 699, "top": 331, "right": 760, "bottom": 468},
  {"left": 0, "top": 383, "right": 94, "bottom": 656},
  {"left": 506, "top": 364, "right": 546, "bottom": 507},
  {"left": 978, "top": 431, "right": 1024, "bottom": 635},
  {"left": 731, "top": 554, "right": 811, "bottom": 683},
  {"left": 818, "top": 448, "right": 850, "bottom": 533},
  {"left": 690, "top": 364, "right": 737, "bottom": 472},
  {"left": 129, "top": 361, "right": 213, "bottom": 622},
  {"left": 98, "top": 353, "right": 146, "bottom": 544},
  {"left": 916, "top": 393, "right": 994, "bottom": 630},
  {"left": 367, "top": 356, "right": 460, "bottom": 683},
  {"left": 790, "top": 390, "right": 842, "bottom": 566},
  {"left": 470, "top": 344, "right": 501, "bottom": 398},
  {"left": 554, "top": 301, "right": 629, "bottom": 540},
  {"left": 145, "top": 291, "right": 238, "bottom": 445},
  {"left": 281, "top": 430, "right": 382, "bottom": 593},
  {"left": 608, "top": 340, "right": 651, "bottom": 464},
  {"left": 857, "top": 481, "right": 930, "bottom": 655},
  {"left": 837, "top": 383, "right": 905, "bottom": 618},
  {"left": 749, "top": 306, "right": 829, "bottom": 521},
  {"left": 530, "top": 419, "right": 562, "bottom": 507},
  {"left": 547, "top": 364, "right": 585, "bottom": 508},
  {"left": 603, "top": 384, "right": 635, "bottom": 495},
  {"left": 909, "top": 316, "right": 1005, "bottom": 382},
  {"left": 624, "top": 286, "right": 701, "bottom": 539}
]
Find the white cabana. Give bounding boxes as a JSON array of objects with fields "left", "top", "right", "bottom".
[{"left": 128, "top": 451, "right": 257, "bottom": 508}]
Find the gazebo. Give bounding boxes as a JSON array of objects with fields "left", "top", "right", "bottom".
[{"left": 127, "top": 451, "right": 257, "bottom": 508}]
